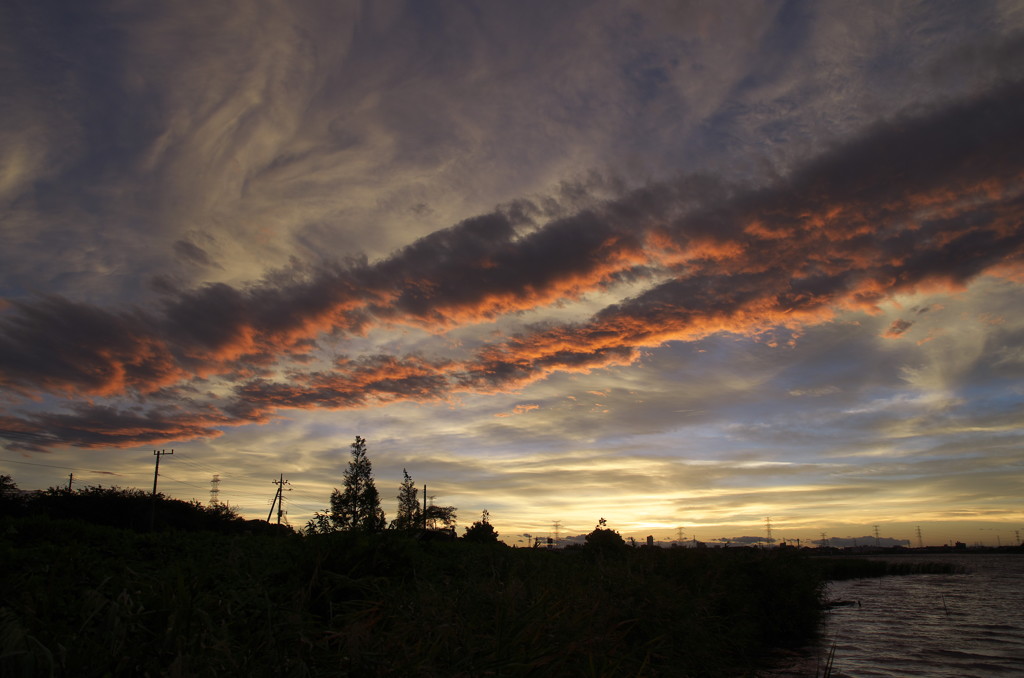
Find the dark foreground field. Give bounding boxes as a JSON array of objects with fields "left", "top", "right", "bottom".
[{"left": 0, "top": 517, "right": 839, "bottom": 678}]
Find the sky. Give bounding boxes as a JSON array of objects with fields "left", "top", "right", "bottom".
[{"left": 2, "top": 0, "right": 1023, "bottom": 547}]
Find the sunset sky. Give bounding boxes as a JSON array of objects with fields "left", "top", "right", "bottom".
[{"left": 2, "top": 1, "right": 1023, "bottom": 547}]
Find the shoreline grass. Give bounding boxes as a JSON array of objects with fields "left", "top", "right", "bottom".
[{"left": 3, "top": 516, "right": 829, "bottom": 677}]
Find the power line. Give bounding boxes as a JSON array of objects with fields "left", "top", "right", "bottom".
[
  {"left": 0, "top": 457, "right": 128, "bottom": 475},
  {"left": 160, "top": 473, "right": 209, "bottom": 493},
  {"left": 167, "top": 453, "right": 220, "bottom": 475},
  {"left": 166, "top": 452, "right": 283, "bottom": 483},
  {"left": 285, "top": 501, "right": 326, "bottom": 512}
]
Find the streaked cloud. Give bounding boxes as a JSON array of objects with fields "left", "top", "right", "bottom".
[{"left": 4, "top": 79, "right": 1023, "bottom": 449}]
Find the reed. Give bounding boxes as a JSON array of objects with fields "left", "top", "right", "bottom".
[
  {"left": 817, "top": 639, "right": 837, "bottom": 678},
  {"left": 1, "top": 518, "right": 829, "bottom": 677}
]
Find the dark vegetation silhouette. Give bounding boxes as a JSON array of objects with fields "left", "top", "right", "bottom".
[
  {"left": 423, "top": 502, "right": 458, "bottom": 531},
  {"left": 0, "top": 439, "right": 961, "bottom": 677},
  {"left": 305, "top": 435, "right": 386, "bottom": 534},
  {"left": 391, "top": 467, "right": 421, "bottom": 530},
  {"left": 0, "top": 479, "right": 282, "bottom": 534},
  {"left": 462, "top": 509, "right": 501, "bottom": 543},
  {"left": 0, "top": 473, "right": 18, "bottom": 513},
  {"left": 2, "top": 515, "right": 824, "bottom": 676},
  {"left": 584, "top": 516, "right": 627, "bottom": 551}
]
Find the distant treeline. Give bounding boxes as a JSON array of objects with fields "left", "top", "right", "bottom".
[
  {"left": 0, "top": 475, "right": 286, "bottom": 535},
  {"left": 811, "top": 556, "right": 962, "bottom": 580}
]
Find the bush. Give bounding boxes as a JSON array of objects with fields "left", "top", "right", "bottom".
[{"left": 462, "top": 520, "right": 501, "bottom": 543}]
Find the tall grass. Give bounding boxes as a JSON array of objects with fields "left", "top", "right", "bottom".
[{"left": 1, "top": 518, "right": 827, "bottom": 677}]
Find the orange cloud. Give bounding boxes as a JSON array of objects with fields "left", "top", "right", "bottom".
[{"left": 494, "top": 403, "right": 540, "bottom": 417}]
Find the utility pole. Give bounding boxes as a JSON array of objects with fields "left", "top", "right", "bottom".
[
  {"left": 150, "top": 449, "right": 173, "bottom": 530},
  {"left": 266, "top": 474, "right": 290, "bottom": 525},
  {"left": 67, "top": 473, "right": 73, "bottom": 492}
]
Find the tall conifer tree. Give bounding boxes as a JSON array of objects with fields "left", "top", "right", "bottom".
[
  {"left": 392, "top": 468, "right": 421, "bottom": 530},
  {"left": 329, "top": 436, "right": 385, "bottom": 532}
]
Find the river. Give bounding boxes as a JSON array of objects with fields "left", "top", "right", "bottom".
[{"left": 811, "top": 554, "right": 1024, "bottom": 677}]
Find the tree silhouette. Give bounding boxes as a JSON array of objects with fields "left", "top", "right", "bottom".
[
  {"left": 424, "top": 504, "right": 457, "bottom": 531},
  {"left": 0, "top": 473, "right": 21, "bottom": 515},
  {"left": 328, "top": 436, "right": 386, "bottom": 532},
  {"left": 463, "top": 518, "right": 500, "bottom": 543},
  {"left": 303, "top": 511, "right": 334, "bottom": 535},
  {"left": 585, "top": 517, "right": 626, "bottom": 550},
  {"left": 391, "top": 468, "right": 421, "bottom": 530}
]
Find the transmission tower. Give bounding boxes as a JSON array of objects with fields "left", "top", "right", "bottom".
[
  {"left": 676, "top": 526, "right": 684, "bottom": 544},
  {"left": 552, "top": 521, "right": 562, "bottom": 548},
  {"left": 765, "top": 516, "right": 773, "bottom": 548},
  {"left": 916, "top": 525, "right": 923, "bottom": 549},
  {"left": 210, "top": 474, "right": 221, "bottom": 506},
  {"left": 820, "top": 531, "right": 828, "bottom": 548},
  {"left": 267, "top": 474, "right": 291, "bottom": 525},
  {"left": 873, "top": 524, "right": 881, "bottom": 547}
]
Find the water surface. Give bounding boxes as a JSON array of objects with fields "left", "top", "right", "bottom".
[{"left": 821, "top": 554, "right": 1024, "bottom": 677}]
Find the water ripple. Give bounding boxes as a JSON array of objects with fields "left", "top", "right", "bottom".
[{"left": 823, "top": 554, "right": 1024, "bottom": 678}]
